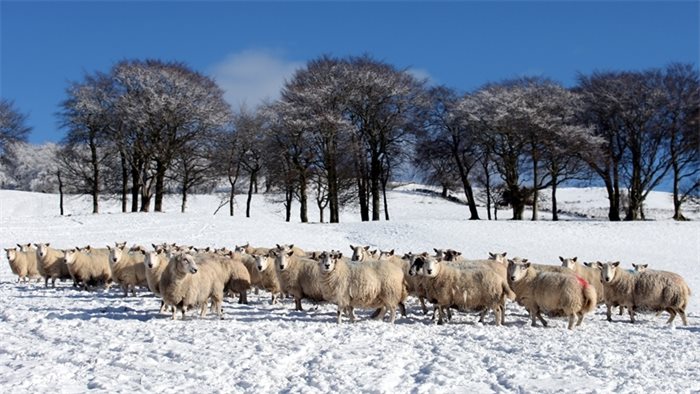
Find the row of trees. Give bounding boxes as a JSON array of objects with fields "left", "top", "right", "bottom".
[{"left": 0, "top": 58, "right": 698, "bottom": 221}]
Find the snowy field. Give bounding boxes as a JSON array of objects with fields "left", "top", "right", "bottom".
[{"left": 0, "top": 187, "right": 699, "bottom": 393}]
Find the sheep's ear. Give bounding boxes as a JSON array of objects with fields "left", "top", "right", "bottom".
[
  {"left": 310, "top": 252, "right": 317, "bottom": 260},
  {"left": 522, "top": 258, "right": 528, "bottom": 263},
  {"left": 595, "top": 261, "right": 603, "bottom": 269},
  {"left": 337, "top": 252, "right": 343, "bottom": 258},
  {"left": 276, "top": 244, "right": 282, "bottom": 250},
  {"left": 642, "top": 264, "right": 648, "bottom": 268},
  {"left": 16, "top": 243, "right": 22, "bottom": 249},
  {"left": 46, "top": 243, "right": 50, "bottom": 247},
  {"left": 502, "top": 252, "right": 507, "bottom": 257},
  {"left": 349, "top": 244, "right": 355, "bottom": 250},
  {"left": 152, "top": 244, "right": 158, "bottom": 250},
  {"left": 389, "top": 249, "right": 394, "bottom": 256},
  {"left": 433, "top": 248, "right": 439, "bottom": 253},
  {"left": 612, "top": 261, "right": 620, "bottom": 267},
  {"left": 286, "top": 251, "right": 294, "bottom": 257},
  {"left": 559, "top": 256, "right": 564, "bottom": 262},
  {"left": 489, "top": 252, "right": 495, "bottom": 258},
  {"left": 289, "top": 244, "right": 294, "bottom": 249},
  {"left": 583, "top": 262, "right": 591, "bottom": 267},
  {"left": 106, "top": 245, "right": 112, "bottom": 251},
  {"left": 523, "top": 262, "right": 531, "bottom": 268},
  {"left": 140, "top": 249, "right": 146, "bottom": 255},
  {"left": 363, "top": 245, "right": 369, "bottom": 250},
  {"left": 573, "top": 257, "right": 578, "bottom": 262}
]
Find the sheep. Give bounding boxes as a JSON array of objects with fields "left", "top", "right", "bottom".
[
  {"left": 272, "top": 249, "right": 325, "bottom": 311},
  {"left": 275, "top": 244, "right": 306, "bottom": 257},
  {"left": 235, "top": 243, "right": 271, "bottom": 256},
  {"left": 63, "top": 248, "right": 112, "bottom": 291},
  {"left": 632, "top": 267, "right": 690, "bottom": 325},
  {"left": 433, "top": 248, "right": 463, "bottom": 262},
  {"left": 217, "top": 252, "right": 252, "bottom": 304},
  {"left": 5, "top": 246, "right": 40, "bottom": 282},
  {"left": 107, "top": 243, "right": 147, "bottom": 296},
  {"left": 632, "top": 263, "right": 648, "bottom": 273},
  {"left": 508, "top": 259, "right": 597, "bottom": 330},
  {"left": 560, "top": 256, "right": 604, "bottom": 304},
  {"left": 252, "top": 253, "right": 283, "bottom": 304},
  {"left": 159, "top": 252, "right": 227, "bottom": 320},
  {"left": 417, "top": 255, "right": 514, "bottom": 326},
  {"left": 318, "top": 251, "right": 407, "bottom": 324},
  {"left": 142, "top": 245, "right": 170, "bottom": 313},
  {"left": 34, "top": 243, "right": 71, "bottom": 287},
  {"left": 491, "top": 252, "right": 570, "bottom": 274},
  {"left": 350, "top": 245, "right": 376, "bottom": 262},
  {"left": 596, "top": 261, "right": 639, "bottom": 322},
  {"left": 379, "top": 250, "right": 427, "bottom": 315}
]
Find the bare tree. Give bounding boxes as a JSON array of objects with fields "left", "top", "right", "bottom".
[{"left": 0, "top": 99, "right": 31, "bottom": 158}]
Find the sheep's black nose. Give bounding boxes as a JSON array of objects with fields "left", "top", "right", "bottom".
[{"left": 510, "top": 276, "right": 516, "bottom": 281}]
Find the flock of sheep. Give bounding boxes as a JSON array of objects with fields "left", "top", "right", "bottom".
[{"left": 4, "top": 242, "right": 692, "bottom": 329}]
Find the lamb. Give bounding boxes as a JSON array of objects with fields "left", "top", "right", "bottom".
[
  {"left": 63, "top": 248, "right": 112, "bottom": 291},
  {"left": 34, "top": 243, "right": 71, "bottom": 287},
  {"left": 107, "top": 243, "right": 147, "bottom": 296},
  {"left": 5, "top": 246, "right": 40, "bottom": 282},
  {"left": 159, "top": 252, "right": 227, "bottom": 320},
  {"left": 508, "top": 259, "right": 597, "bottom": 330},
  {"left": 318, "top": 251, "right": 406, "bottom": 324},
  {"left": 417, "top": 255, "right": 514, "bottom": 326},
  {"left": 272, "top": 249, "right": 325, "bottom": 311},
  {"left": 252, "top": 253, "right": 283, "bottom": 304},
  {"left": 560, "top": 256, "right": 604, "bottom": 304}
]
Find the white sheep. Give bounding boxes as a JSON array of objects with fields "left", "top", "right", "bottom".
[
  {"left": 508, "top": 259, "right": 597, "bottom": 330},
  {"left": 5, "top": 246, "right": 40, "bottom": 282},
  {"left": 34, "top": 243, "right": 71, "bottom": 287},
  {"left": 272, "top": 249, "right": 325, "bottom": 311},
  {"left": 560, "top": 256, "right": 604, "bottom": 304},
  {"left": 377, "top": 250, "right": 427, "bottom": 315},
  {"left": 418, "top": 255, "right": 514, "bottom": 326},
  {"left": 142, "top": 244, "right": 170, "bottom": 313},
  {"left": 318, "top": 251, "right": 406, "bottom": 324},
  {"left": 63, "top": 247, "right": 112, "bottom": 291},
  {"left": 252, "top": 253, "right": 283, "bottom": 304},
  {"left": 350, "top": 245, "right": 377, "bottom": 262},
  {"left": 107, "top": 243, "right": 147, "bottom": 296},
  {"left": 159, "top": 252, "right": 227, "bottom": 320},
  {"left": 275, "top": 244, "right": 306, "bottom": 257}
]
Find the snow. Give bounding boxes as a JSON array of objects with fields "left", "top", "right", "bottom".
[{"left": 1, "top": 187, "right": 699, "bottom": 393}]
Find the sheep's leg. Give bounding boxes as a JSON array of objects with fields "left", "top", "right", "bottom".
[
  {"left": 665, "top": 308, "right": 676, "bottom": 324},
  {"left": 336, "top": 307, "right": 342, "bottom": 324},
  {"left": 536, "top": 311, "right": 548, "bottom": 327},
  {"left": 171, "top": 306, "right": 178, "bottom": 320},
  {"left": 576, "top": 312, "right": 584, "bottom": 326},
  {"left": 529, "top": 307, "right": 539, "bottom": 327},
  {"left": 131, "top": 285, "right": 136, "bottom": 297},
  {"left": 446, "top": 307, "right": 453, "bottom": 321},
  {"left": 370, "top": 307, "right": 385, "bottom": 320},
  {"left": 437, "top": 306, "right": 445, "bottom": 325},
  {"left": 567, "top": 314, "right": 576, "bottom": 330},
  {"left": 388, "top": 306, "right": 396, "bottom": 324},
  {"left": 349, "top": 307, "right": 357, "bottom": 323},
  {"left": 51, "top": 277, "right": 57, "bottom": 288},
  {"left": 628, "top": 306, "right": 636, "bottom": 323},
  {"left": 419, "top": 297, "right": 428, "bottom": 315},
  {"left": 606, "top": 304, "right": 613, "bottom": 322},
  {"left": 199, "top": 303, "right": 207, "bottom": 317},
  {"left": 618, "top": 305, "right": 624, "bottom": 315},
  {"left": 159, "top": 300, "right": 166, "bottom": 313},
  {"left": 493, "top": 307, "right": 502, "bottom": 327},
  {"left": 294, "top": 297, "right": 303, "bottom": 311},
  {"left": 270, "top": 293, "right": 277, "bottom": 305},
  {"left": 44, "top": 277, "right": 49, "bottom": 288},
  {"left": 679, "top": 309, "right": 688, "bottom": 326},
  {"left": 122, "top": 285, "right": 128, "bottom": 297},
  {"left": 239, "top": 291, "right": 248, "bottom": 305},
  {"left": 398, "top": 302, "right": 406, "bottom": 318},
  {"left": 501, "top": 301, "right": 507, "bottom": 324},
  {"left": 478, "top": 309, "right": 487, "bottom": 323}
]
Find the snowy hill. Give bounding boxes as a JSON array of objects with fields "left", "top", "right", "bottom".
[{"left": 0, "top": 187, "right": 699, "bottom": 392}]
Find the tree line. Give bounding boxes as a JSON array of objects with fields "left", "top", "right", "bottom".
[{"left": 0, "top": 57, "right": 697, "bottom": 221}]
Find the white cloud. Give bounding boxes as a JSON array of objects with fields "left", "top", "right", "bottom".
[
  {"left": 407, "top": 67, "right": 435, "bottom": 85},
  {"left": 209, "top": 49, "right": 303, "bottom": 109}
]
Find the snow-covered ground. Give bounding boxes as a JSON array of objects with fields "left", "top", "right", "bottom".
[{"left": 0, "top": 187, "right": 698, "bottom": 393}]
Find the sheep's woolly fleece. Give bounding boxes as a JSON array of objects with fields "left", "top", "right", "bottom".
[{"left": 0, "top": 187, "right": 698, "bottom": 393}]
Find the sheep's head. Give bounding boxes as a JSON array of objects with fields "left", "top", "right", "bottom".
[
  {"left": 596, "top": 261, "right": 620, "bottom": 283},
  {"left": 507, "top": 259, "right": 530, "bottom": 282},
  {"left": 107, "top": 245, "right": 124, "bottom": 265},
  {"left": 423, "top": 256, "right": 442, "bottom": 277},
  {"left": 234, "top": 244, "right": 249, "bottom": 254},
  {"left": 273, "top": 250, "right": 294, "bottom": 271},
  {"left": 115, "top": 241, "right": 127, "bottom": 249},
  {"left": 444, "top": 249, "right": 462, "bottom": 261},
  {"left": 319, "top": 251, "right": 342, "bottom": 273},
  {"left": 378, "top": 249, "right": 395, "bottom": 261},
  {"left": 632, "top": 263, "right": 648, "bottom": 273},
  {"left": 175, "top": 253, "right": 198, "bottom": 274},
  {"left": 145, "top": 249, "right": 164, "bottom": 270},
  {"left": 254, "top": 254, "right": 271, "bottom": 272},
  {"left": 488, "top": 252, "right": 508, "bottom": 264},
  {"left": 433, "top": 248, "right": 445, "bottom": 260},
  {"left": 5, "top": 248, "right": 17, "bottom": 262},
  {"left": 35, "top": 243, "right": 50, "bottom": 258},
  {"left": 17, "top": 243, "right": 32, "bottom": 252},
  {"left": 559, "top": 256, "right": 578, "bottom": 270},
  {"left": 64, "top": 248, "right": 79, "bottom": 264},
  {"left": 350, "top": 245, "right": 370, "bottom": 262},
  {"left": 408, "top": 255, "right": 425, "bottom": 277}
]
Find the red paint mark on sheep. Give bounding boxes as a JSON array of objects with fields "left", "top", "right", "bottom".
[{"left": 576, "top": 275, "right": 589, "bottom": 288}]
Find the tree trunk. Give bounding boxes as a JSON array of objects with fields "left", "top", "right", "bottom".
[
  {"left": 451, "top": 148, "right": 480, "bottom": 220},
  {"left": 512, "top": 201, "right": 525, "bottom": 220},
  {"left": 285, "top": 185, "right": 293, "bottom": 222},
  {"left": 370, "top": 154, "right": 381, "bottom": 221},
  {"left": 484, "top": 164, "right": 492, "bottom": 221},
  {"left": 551, "top": 176, "right": 559, "bottom": 222},
  {"left": 154, "top": 160, "right": 166, "bottom": 213},
  {"left": 358, "top": 176, "right": 369, "bottom": 222},
  {"left": 89, "top": 136, "right": 99, "bottom": 214},
  {"left": 131, "top": 162, "right": 140, "bottom": 213},
  {"left": 140, "top": 189, "right": 151, "bottom": 212},
  {"left": 325, "top": 139, "right": 340, "bottom": 223},
  {"left": 181, "top": 187, "right": 188, "bottom": 213},
  {"left": 228, "top": 162, "right": 241, "bottom": 217},
  {"left": 531, "top": 158, "right": 538, "bottom": 221},
  {"left": 299, "top": 174, "right": 308, "bottom": 223},
  {"left": 57, "top": 171, "right": 64, "bottom": 216},
  {"left": 611, "top": 164, "right": 621, "bottom": 221},
  {"left": 672, "top": 161, "right": 686, "bottom": 220},
  {"left": 382, "top": 177, "right": 390, "bottom": 221},
  {"left": 441, "top": 186, "right": 448, "bottom": 198},
  {"left": 246, "top": 170, "right": 256, "bottom": 218},
  {"left": 120, "top": 151, "right": 128, "bottom": 213}
]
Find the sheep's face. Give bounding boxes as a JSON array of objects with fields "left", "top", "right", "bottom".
[
  {"left": 507, "top": 260, "right": 530, "bottom": 282},
  {"left": 560, "top": 256, "right": 578, "bottom": 270},
  {"left": 17, "top": 243, "right": 32, "bottom": 253},
  {"left": 350, "top": 245, "right": 370, "bottom": 262},
  {"left": 35, "top": 243, "right": 50, "bottom": 259},
  {"left": 433, "top": 248, "right": 446, "bottom": 260},
  {"left": 319, "top": 251, "right": 342, "bottom": 273},
  {"left": 488, "top": 252, "right": 508, "bottom": 264},
  {"left": 598, "top": 262, "right": 620, "bottom": 283},
  {"left": 145, "top": 251, "right": 162, "bottom": 270},
  {"left": 444, "top": 249, "right": 461, "bottom": 262},
  {"left": 234, "top": 244, "right": 249, "bottom": 254},
  {"left": 64, "top": 249, "right": 79, "bottom": 264},
  {"left": 632, "top": 263, "right": 648, "bottom": 273},
  {"left": 275, "top": 251, "right": 294, "bottom": 271},
  {"left": 176, "top": 254, "right": 198, "bottom": 274},
  {"left": 115, "top": 241, "right": 127, "bottom": 249},
  {"left": 378, "top": 250, "right": 395, "bottom": 261},
  {"left": 423, "top": 257, "right": 441, "bottom": 277},
  {"left": 254, "top": 255, "right": 270, "bottom": 272},
  {"left": 5, "top": 248, "right": 16, "bottom": 262},
  {"left": 408, "top": 256, "right": 425, "bottom": 277},
  {"left": 109, "top": 247, "right": 124, "bottom": 265}
]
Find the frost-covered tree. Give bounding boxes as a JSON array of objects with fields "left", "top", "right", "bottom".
[
  {"left": 1, "top": 142, "right": 59, "bottom": 192},
  {"left": 0, "top": 99, "right": 31, "bottom": 158}
]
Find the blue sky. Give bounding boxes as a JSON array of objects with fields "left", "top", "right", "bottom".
[{"left": 1, "top": 1, "right": 698, "bottom": 144}]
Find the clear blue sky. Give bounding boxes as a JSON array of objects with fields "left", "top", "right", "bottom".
[{"left": 1, "top": 1, "right": 698, "bottom": 144}]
